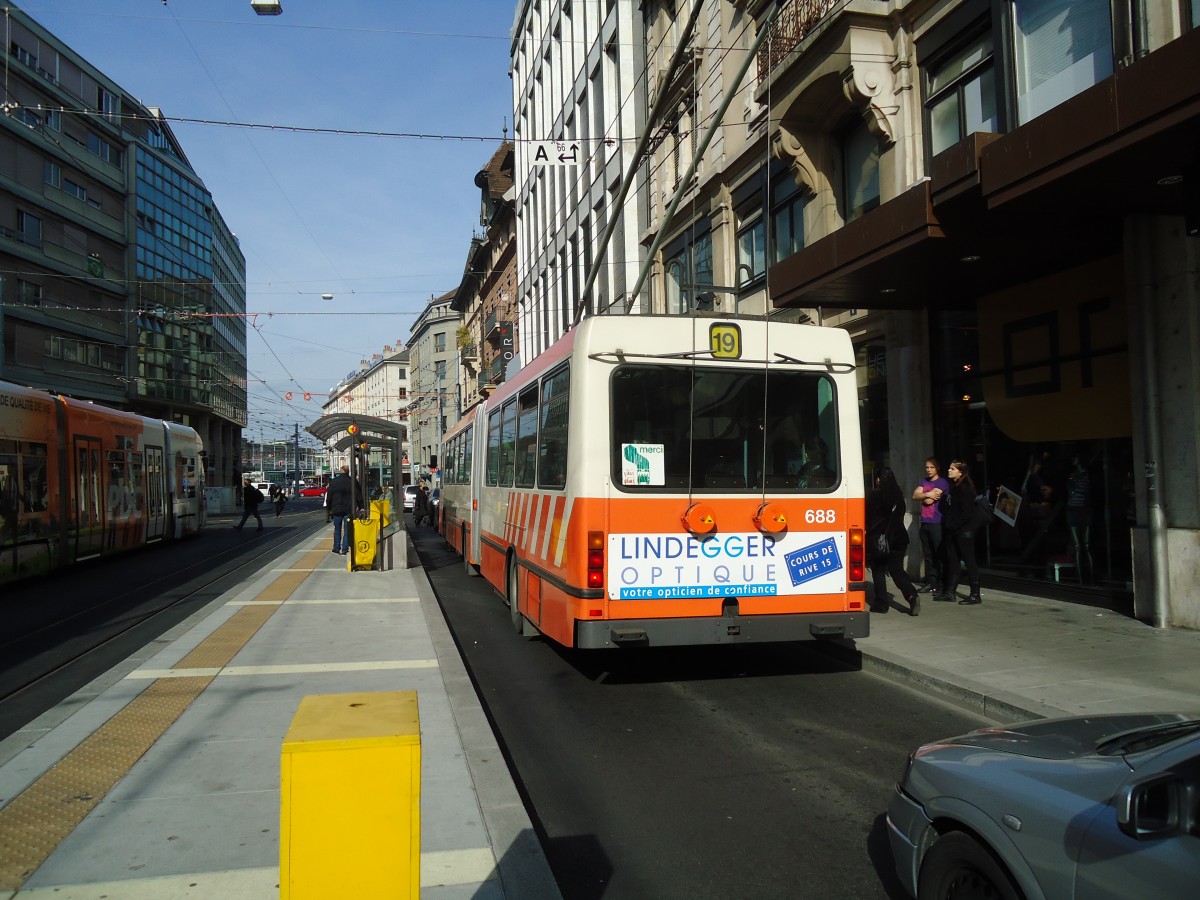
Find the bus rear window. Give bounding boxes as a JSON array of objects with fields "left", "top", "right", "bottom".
[{"left": 610, "top": 364, "right": 838, "bottom": 492}]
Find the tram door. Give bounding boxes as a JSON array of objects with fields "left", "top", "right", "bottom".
[
  {"left": 73, "top": 438, "right": 104, "bottom": 560},
  {"left": 145, "top": 445, "right": 165, "bottom": 540}
]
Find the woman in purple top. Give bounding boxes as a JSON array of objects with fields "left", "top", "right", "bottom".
[{"left": 912, "top": 458, "right": 950, "bottom": 593}]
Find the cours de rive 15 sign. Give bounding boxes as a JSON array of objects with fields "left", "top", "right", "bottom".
[{"left": 608, "top": 532, "right": 845, "bottom": 599}]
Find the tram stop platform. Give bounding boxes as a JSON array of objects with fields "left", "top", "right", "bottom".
[
  {"left": 0, "top": 529, "right": 562, "bottom": 900},
  {"left": 3, "top": 526, "right": 1200, "bottom": 899}
]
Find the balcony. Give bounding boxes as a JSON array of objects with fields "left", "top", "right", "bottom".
[
  {"left": 459, "top": 344, "right": 478, "bottom": 365},
  {"left": 479, "top": 357, "right": 506, "bottom": 387},
  {"left": 757, "top": 0, "right": 842, "bottom": 82}
]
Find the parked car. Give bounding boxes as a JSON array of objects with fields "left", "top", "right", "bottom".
[
  {"left": 298, "top": 485, "right": 326, "bottom": 497},
  {"left": 253, "top": 482, "right": 275, "bottom": 499},
  {"left": 888, "top": 712, "right": 1200, "bottom": 900},
  {"left": 402, "top": 484, "right": 419, "bottom": 512}
]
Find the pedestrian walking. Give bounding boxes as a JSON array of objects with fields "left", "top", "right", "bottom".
[
  {"left": 326, "top": 465, "right": 354, "bottom": 555},
  {"left": 270, "top": 484, "right": 286, "bottom": 519},
  {"left": 234, "top": 478, "right": 264, "bottom": 531},
  {"left": 414, "top": 482, "right": 431, "bottom": 527},
  {"left": 937, "top": 459, "right": 986, "bottom": 605},
  {"left": 867, "top": 467, "right": 920, "bottom": 616},
  {"left": 911, "top": 457, "right": 950, "bottom": 594}
]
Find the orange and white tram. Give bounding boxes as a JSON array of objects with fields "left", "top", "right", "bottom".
[
  {"left": 439, "top": 315, "right": 869, "bottom": 649},
  {"left": 1, "top": 379, "right": 206, "bottom": 586}
]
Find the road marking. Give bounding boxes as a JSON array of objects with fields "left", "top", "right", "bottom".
[
  {"left": 8, "top": 849, "right": 498, "bottom": 897},
  {"left": 228, "top": 597, "right": 419, "bottom": 606},
  {"left": 126, "top": 659, "right": 439, "bottom": 680}
]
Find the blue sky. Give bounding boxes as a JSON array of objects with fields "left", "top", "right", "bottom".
[{"left": 20, "top": 0, "right": 515, "bottom": 443}]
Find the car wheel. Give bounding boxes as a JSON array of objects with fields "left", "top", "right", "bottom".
[{"left": 918, "top": 831, "right": 1023, "bottom": 900}]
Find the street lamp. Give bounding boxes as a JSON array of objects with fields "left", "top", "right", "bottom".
[{"left": 251, "top": 1, "right": 282, "bottom": 15}]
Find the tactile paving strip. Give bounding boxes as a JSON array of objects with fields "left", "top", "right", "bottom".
[
  {"left": 0, "top": 546, "right": 327, "bottom": 891},
  {"left": 0, "top": 676, "right": 213, "bottom": 891}
]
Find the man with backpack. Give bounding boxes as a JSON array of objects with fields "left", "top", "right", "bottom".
[{"left": 235, "top": 478, "right": 265, "bottom": 531}]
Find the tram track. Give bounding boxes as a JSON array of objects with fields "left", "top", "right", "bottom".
[{"left": 0, "top": 509, "right": 328, "bottom": 741}]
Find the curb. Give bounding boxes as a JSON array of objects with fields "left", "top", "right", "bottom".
[{"left": 812, "top": 640, "right": 1073, "bottom": 723}]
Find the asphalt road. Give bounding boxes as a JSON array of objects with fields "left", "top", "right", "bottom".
[{"left": 410, "top": 521, "right": 992, "bottom": 900}]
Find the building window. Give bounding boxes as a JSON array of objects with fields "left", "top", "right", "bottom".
[
  {"left": 17, "top": 280, "right": 43, "bottom": 307},
  {"left": 435, "top": 359, "right": 446, "bottom": 381},
  {"left": 664, "top": 228, "right": 713, "bottom": 314},
  {"left": 736, "top": 211, "right": 765, "bottom": 288},
  {"left": 435, "top": 332, "right": 446, "bottom": 352},
  {"left": 926, "top": 32, "right": 998, "bottom": 156},
  {"left": 44, "top": 160, "right": 61, "bottom": 187},
  {"left": 14, "top": 106, "right": 40, "bottom": 128},
  {"left": 97, "top": 86, "right": 119, "bottom": 121},
  {"left": 1013, "top": 0, "right": 1112, "bottom": 124},
  {"left": 18, "top": 211, "right": 42, "bottom": 246},
  {"left": 11, "top": 42, "right": 37, "bottom": 69},
  {"left": 771, "top": 173, "right": 808, "bottom": 263},
  {"left": 64, "top": 178, "right": 87, "bottom": 201},
  {"left": 842, "top": 118, "right": 880, "bottom": 222},
  {"left": 87, "top": 132, "right": 120, "bottom": 166}
]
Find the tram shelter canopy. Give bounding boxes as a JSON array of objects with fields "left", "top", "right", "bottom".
[{"left": 306, "top": 413, "right": 405, "bottom": 483}]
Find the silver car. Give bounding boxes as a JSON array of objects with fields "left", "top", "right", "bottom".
[{"left": 888, "top": 713, "right": 1200, "bottom": 900}]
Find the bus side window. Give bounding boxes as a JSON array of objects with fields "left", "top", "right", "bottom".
[
  {"left": 515, "top": 386, "right": 539, "bottom": 488},
  {"left": 463, "top": 424, "right": 473, "bottom": 483},
  {"left": 538, "top": 366, "right": 569, "bottom": 490},
  {"left": 487, "top": 413, "right": 501, "bottom": 485},
  {"left": 498, "top": 400, "right": 517, "bottom": 486}
]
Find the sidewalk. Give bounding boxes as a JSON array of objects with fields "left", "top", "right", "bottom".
[
  {"left": 845, "top": 585, "right": 1200, "bottom": 721},
  {"left": 2, "top": 531, "right": 1198, "bottom": 899},
  {"left": 0, "top": 529, "right": 562, "bottom": 900}
]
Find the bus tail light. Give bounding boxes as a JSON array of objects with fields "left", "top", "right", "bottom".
[
  {"left": 848, "top": 528, "right": 865, "bottom": 582},
  {"left": 587, "top": 531, "right": 604, "bottom": 589}
]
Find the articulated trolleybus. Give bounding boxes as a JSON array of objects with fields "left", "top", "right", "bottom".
[
  {"left": 439, "top": 315, "right": 869, "bottom": 649},
  {"left": 1, "top": 379, "right": 206, "bottom": 587}
]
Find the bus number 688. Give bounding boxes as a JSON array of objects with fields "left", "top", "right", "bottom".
[{"left": 805, "top": 509, "right": 837, "bottom": 524}]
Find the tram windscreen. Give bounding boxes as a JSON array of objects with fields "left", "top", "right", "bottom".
[{"left": 611, "top": 365, "right": 838, "bottom": 492}]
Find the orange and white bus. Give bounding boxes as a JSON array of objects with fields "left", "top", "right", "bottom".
[{"left": 439, "top": 315, "right": 868, "bottom": 649}]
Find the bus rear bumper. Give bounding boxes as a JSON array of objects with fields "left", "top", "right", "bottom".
[{"left": 575, "top": 612, "right": 869, "bottom": 649}]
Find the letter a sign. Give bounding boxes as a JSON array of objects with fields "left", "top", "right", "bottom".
[{"left": 531, "top": 141, "right": 580, "bottom": 167}]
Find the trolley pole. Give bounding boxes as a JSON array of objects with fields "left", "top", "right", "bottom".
[{"left": 293, "top": 424, "right": 301, "bottom": 494}]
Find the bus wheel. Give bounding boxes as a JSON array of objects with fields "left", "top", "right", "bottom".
[
  {"left": 507, "top": 558, "right": 525, "bottom": 635},
  {"left": 462, "top": 524, "right": 478, "bottom": 577}
]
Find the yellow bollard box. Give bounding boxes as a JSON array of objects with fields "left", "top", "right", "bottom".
[
  {"left": 280, "top": 691, "right": 420, "bottom": 899},
  {"left": 350, "top": 515, "right": 380, "bottom": 571}
]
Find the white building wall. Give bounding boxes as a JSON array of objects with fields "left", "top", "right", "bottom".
[{"left": 511, "top": 0, "right": 646, "bottom": 365}]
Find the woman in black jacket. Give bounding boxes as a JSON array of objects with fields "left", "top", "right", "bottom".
[
  {"left": 866, "top": 467, "right": 919, "bottom": 616},
  {"left": 937, "top": 459, "right": 983, "bottom": 605}
]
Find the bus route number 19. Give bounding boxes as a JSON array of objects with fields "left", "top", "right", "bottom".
[{"left": 710, "top": 323, "right": 742, "bottom": 360}]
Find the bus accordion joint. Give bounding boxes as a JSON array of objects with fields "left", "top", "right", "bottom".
[
  {"left": 848, "top": 528, "right": 865, "bottom": 582},
  {"left": 681, "top": 502, "right": 717, "bottom": 536},
  {"left": 752, "top": 501, "right": 787, "bottom": 535},
  {"left": 587, "top": 530, "right": 604, "bottom": 589}
]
